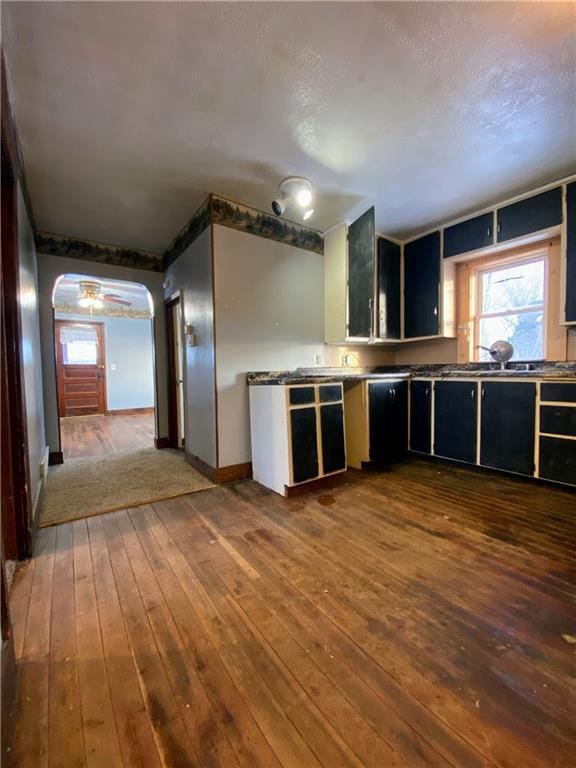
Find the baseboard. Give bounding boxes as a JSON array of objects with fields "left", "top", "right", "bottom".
[
  {"left": 48, "top": 451, "right": 63, "bottom": 466},
  {"left": 184, "top": 452, "right": 252, "bottom": 483},
  {"left": 1, "top": 635, "right": 18, "bottom": 753},
  {"left": 284, "top": 471, "right": 348, "bottom": 497},
  {"left": 154, "top": 437, "right": 170, "bottom": 449},
  {"left": 107, "top": 407, "right": 155, "bottom": 416}
]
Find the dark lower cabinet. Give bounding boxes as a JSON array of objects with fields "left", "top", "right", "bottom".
[
  {"left": 404, "top": 231, "right": 441, "bottom": 339},
  {"left": 496, "top": 187, "right": 562, "bottom": 242},
  {"left": 480, "top": 382, "right": 536, "bottom": 475},
  {"left": 434, "top": 381, "right": 477, "bottom": 463},
  {"left": 368, "top": 381, "right": 408, "bottom": 462},
  {"left": 409, "top": 380, "right": 431, "bottom": 454},
  {"left": 290, "top": 407, "right": 318, "bottom": 483},
  {"left": 320, "top": 403, "right": 346, "bottom": 474},
  {"left": 566, "top": 181, "right": 576, "bottom": 323},
  {"left": 348, "top": 207, "right": 375, "bottom": 338},
  {"left": 377, "top": 237, "right": 401, "bottom": 340},
  {"left": 539, "top": 437, "right": 576, "bottom": 486}
]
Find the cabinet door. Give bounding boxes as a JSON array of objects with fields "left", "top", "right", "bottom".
[
  {"left": 443, "top": 212, "right": 493, "bottom": 258},
  {"left": 348, "top": 207, "right": 375, "bottom": 338},
  {"left": 320, "top": 403, "right": 346, "bottom": 474},
  {"left": 434, "top": 381, "right": 477, "bottom": 463},
  {"left": 368, "top": 381, "right": 408, "bottom": 462},
  {"left": 480, "top": 382, "right": 536, "bottom": 476},
  {"left": 404, "top": 231, "right": 440, "bottom": 338},
  {"left": 290, "top": 407, "right": 318, "bottom": 483},
  {"left": 377, "top": 237, "right": 401, "bottom": 339},
  {"left": 496, "top": 187, "right": 562, "bottom": 243},
  {"left": 539, "top": 436, "right": 576, "bottom": 486},
  {"left": 409, "top": 380, "right": 432, "bottom": 454},
  {"left": 566, "top": 181, "right": 576, "bottom": 323}
]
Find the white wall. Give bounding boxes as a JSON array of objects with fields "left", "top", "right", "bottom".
[
  {"left": 37, "top": 254, "right": 167, "bottom": 453},
  {"left": 17, "top": 185, "right": 47, "bottom": 517},
  {"left": 164, "top": 228, "right": 217, "bottom": 467},
  {"left": 213, "top": 224, "right": 324, "bottom": 467},
  {"left": 54, "top": 312, "right": 155, "bottom": 411}
]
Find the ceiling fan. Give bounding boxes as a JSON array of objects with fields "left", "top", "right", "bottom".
[{"left": 77, "top": 280, "right": 132, "bottom": 309}]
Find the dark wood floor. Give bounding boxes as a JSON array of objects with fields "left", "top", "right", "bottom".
[
  {"left": 7, "top": 460, "right": 576, "bottom": 767},
  {"left": 61, "top": 412, "right": 155, "bottom": 459}
]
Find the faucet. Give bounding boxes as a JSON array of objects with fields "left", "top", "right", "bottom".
[{"left": 474, "top": 341, "right": 514, "bottom": 370}]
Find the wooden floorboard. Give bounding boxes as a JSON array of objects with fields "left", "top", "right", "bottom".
[
  {"left": 7, "top": 459, "right": 576, "bottom": 767},
  {"left": 60, "top": 413, "right": 155, "bottom": 459}
]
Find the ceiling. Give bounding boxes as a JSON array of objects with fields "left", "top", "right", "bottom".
[
  {"left": 2, "top": 2, "right": 575, "bottom": 250},
  {"left": 53, "top": 273, "right": 153, "bottom": 317}
]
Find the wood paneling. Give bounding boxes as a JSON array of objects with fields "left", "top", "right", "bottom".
[{"left": 7, "top": 461, "right": 576, "bottom": 767}]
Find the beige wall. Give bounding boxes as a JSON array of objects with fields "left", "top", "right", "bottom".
[
  {"left": 324, "top": 344, "right": 395, "bottom": 367},
  {"left": 393, "top": 338, "right": 458, "bottom": 365},
  {"left": 214, "top": 225, "right": 324, "bottom": 467}
]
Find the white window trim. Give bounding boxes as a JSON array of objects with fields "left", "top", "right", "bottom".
[{"left": 472, "top": 250, "right": 548, "bottom": 362}]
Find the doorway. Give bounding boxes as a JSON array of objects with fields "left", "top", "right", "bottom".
[
  {"left": 53, "top": 274, "right": 156, "bottom": 460},
  {"left": 166, "top": 295, "right": 185, "bottom": 449}
]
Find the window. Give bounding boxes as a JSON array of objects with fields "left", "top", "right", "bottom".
[
  {"left": 59, "top": 325, "right": 99, "bottom": 365},
  {"left": 474, "top": 255, "right": 546, "bottom": 361}
]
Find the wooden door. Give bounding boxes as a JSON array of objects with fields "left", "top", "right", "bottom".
[{"left": 55, "top": 320, "right": 106, "bottom": 416}]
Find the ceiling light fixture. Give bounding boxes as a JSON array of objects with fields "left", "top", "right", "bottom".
[{"left": 271, "top": 177, "right": 314, "bottom": 217}]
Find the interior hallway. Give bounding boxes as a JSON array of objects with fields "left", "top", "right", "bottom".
[
  {"left": 60, "top": 411, "right": 155, "bottom": 459},
  {"left": 7, "top": 460, "right": 575, "bottom": 768}
]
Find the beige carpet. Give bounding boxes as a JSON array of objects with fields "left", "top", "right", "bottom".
[{"left": 39, "top": 448, "right": 215, "bottom": 527}]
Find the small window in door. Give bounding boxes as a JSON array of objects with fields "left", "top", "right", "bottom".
[
  {"left": 475, "top": 256, "right": 545, "bottom": 361},
  {"left": 59, "top": 325, "right": 99, "bottom": 365}
]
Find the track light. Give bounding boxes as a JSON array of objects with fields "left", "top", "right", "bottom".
[{"left": 271, "top": 177, "right": 314, "bottom": 217}]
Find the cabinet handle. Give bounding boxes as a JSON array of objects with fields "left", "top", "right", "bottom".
[
  {"left": 497, "top": 220, "right": 502, "bottom": 235},
  {"left": 487, "top": 225, "right": 492, "bottom": 238},
  {"left": 481, "top": 387, "right": 485, "bottom": 399},
  {"left": 470, "top": 388, "right": 475, "bottom": 399},
  {"left": 425, "top": 387, "right": 430, "bottom": 397},
  {"left": 391, "top": 389, "right": 396, "bottom": 400}
]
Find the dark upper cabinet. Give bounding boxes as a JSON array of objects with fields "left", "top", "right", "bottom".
[
  {"left": 409, "top": 380, "right": 432, "bottom": 454},
  {"left": 320, "top": 403, "right": 346, "bottom": 474},
  {"left": 434, "top": 381, "right": 477, "bottom": 463},
  {"left": 566, "top": 181, "right": 576, "bottom": 323},
  {"left": 496, "top": 187, "right": 562, "bottom": 243},
  {"left": 348, "top": 207, "right": 375, "bottom": 338},
  {"left": 480, "top": 382, "right": 536, "bottom": 476},
  {"left": 404, "top": 231, "right": 441, "bottom": 339},
  {"left": 443, "top": 212, "right": 493, "bottom": 258},
  {"left": 290, "top": 407, "right": 318, "bottom": 483},
  {"left": 377, "top": 237, "right": 401, "bottom": 340},
  {"left": 368, "top": 380, "right": 408, "bottom": 463},
  {"left": 539, "top": 436, "right": 576, "bottom": 486}
]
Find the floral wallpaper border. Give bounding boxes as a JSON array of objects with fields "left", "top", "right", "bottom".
[{"left": 163, "top": 198, "right": 211, "bottom": 268}]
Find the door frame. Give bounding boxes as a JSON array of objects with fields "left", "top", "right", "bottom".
[
  {"left": 165, "top": 294, "right": 183, "bottom": 448},
  {"left": 54, "top": 318, "right": 107, "bottom": 417},
  {"left": 1, "top": 134, "right": 33, "bottom": 561}
]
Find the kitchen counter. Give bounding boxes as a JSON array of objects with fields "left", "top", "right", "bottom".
[{"left": 246, "top": 362, "right": 576, "bottom": 385}]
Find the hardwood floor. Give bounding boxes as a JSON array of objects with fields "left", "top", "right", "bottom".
[
  {"left": 7, "top": 460, "right": 576, "bottom": 767},
  {"left": 60, "top": 412, "right": 155, "bottom": 459}
]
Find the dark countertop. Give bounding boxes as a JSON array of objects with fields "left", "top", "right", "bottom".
[{"left": 247, "top": 362, "right": 576, "bottom": 385}]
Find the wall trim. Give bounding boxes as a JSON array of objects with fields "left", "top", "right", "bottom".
[
  {"left": 154, "top": 437, "right": 170, "bottom": 449},
  {"left": 107, "top": 407, "right": 155, "bottom": 416},
  {"left": 48, "top": 451, "right": 64, "bottom": 466},
  {"left": 163, "top": 197, "right": 211, "bottom": 269},
  {"left": 36, "top": 231, "right": 163, "bottom": 273},
  {"left": 185, "top": 452, "right": 252, "bottom": 483},
  {"left": 284, "top": 471, "right": 349, "bottom": 497}
]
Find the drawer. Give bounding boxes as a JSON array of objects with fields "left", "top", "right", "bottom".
[
  {"left": 540, "top": 383, "right": 576, "bottom": 403},
  {"left": 539, "top": 436, "right": 576, "bottom": 486},
  {"left": 288, "top": 386, "right": 315, "bottom": 405},
  {"left": 540, "top": 406, "right": 576, "bottom": 437},
  {"left": 319, "top": 384, "right": 342, "bottom": 403}
]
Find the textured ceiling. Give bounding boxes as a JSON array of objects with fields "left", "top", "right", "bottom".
[
  {"left": 54, "top": 273, "right": 152, "bottom": 315},
  {"left": 2, "top": 1, "right": 575, "bottom": 250}
]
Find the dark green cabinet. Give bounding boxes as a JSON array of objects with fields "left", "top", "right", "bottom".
[
  {"left": 409, "top": 380, "right": 432, "bottom": 454},
  {"left": 348, "top": 207, "right": 375, "bottom": 338},
  {"left": 377, "top": 237, "right": 401, "bottom": 340},
  {"left": 404, "top": 231, "right": 441, "bottom": 339},
  {"left": 434, "top": 381, "right": 477, "bottom": 463},
  {"left": 539, "top": 436, "right": 576, "bottom": 486},
  {"left": 566, "top": 181, "right": 576, "bottom": 323},
  {"left": 480, "top": 382, "right": 536, "bottom": 475},
  {"left": 290, "top": 407, "right": 318, "bottom": 483},
  {"left": 320, "top": 403, "right": 346, "bottom": 474},
  {"left": 496, "top": 187, "right": 562, "bottom": 243},
  {"left": 444, "top": 212, "right": 493, "bottom": 258},
  {"left": 368, "top": 380, "right": 408, "bottom": 463}
]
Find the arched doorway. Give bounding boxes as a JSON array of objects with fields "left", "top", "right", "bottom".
[{"left": 52, "top": 273, "right": 156, "bottom": 459}]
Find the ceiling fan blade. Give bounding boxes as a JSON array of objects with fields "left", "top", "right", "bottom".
[{"left": 103, "top": 295, "right": 132, "bottom": 306}]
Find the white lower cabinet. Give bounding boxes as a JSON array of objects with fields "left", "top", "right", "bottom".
[{"left": 249, "top": 383, "right": 346, "bottom": 496}]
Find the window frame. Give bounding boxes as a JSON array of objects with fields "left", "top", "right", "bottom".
[{"left": 470, "top": 248, "right": 548, "bottom": 362}]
